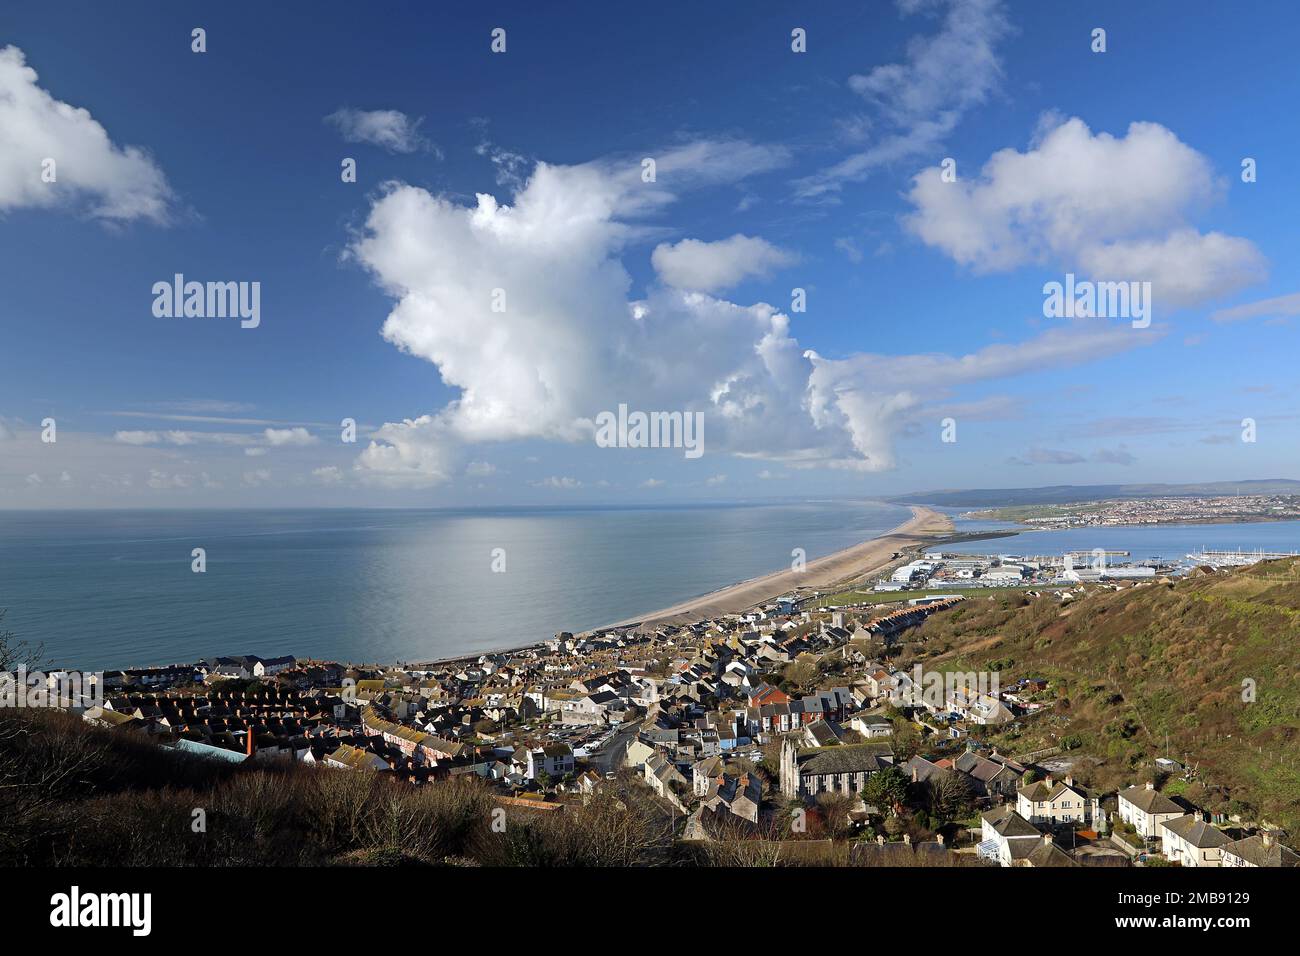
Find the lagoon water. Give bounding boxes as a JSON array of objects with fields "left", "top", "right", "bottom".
[
  {"left": 0, "top": 502, "right": 910, "bottom": 670},
  {"left": 941, "top": 513, "right": 1300, "bottom": 563}
]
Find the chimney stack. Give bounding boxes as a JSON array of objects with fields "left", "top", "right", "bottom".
[
  {"left": 1262, "top": 831, "right": 1273, "bottom": 848},
  {"left": 903, "top": 833, "right": 911, "bottom": 845},
  {"left": 877, "top": 835, "right": 885, "bottom": 846}
]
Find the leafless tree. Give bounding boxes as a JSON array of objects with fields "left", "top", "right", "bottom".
[
  {"left": 0, "top": 609, "right": 45, "bottom": 671},
  {"left": 0, "top": 710, "right": 110, "bottom": 861}
]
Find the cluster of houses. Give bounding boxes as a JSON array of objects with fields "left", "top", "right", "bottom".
[
  {"left": 1114, "top": 783, "right": 1298, "bottom": 868},
  {"left": 86, "top": 686, "right": 358, "bottom": 765},
  {"left": 973, "top": 775, "right": 1297, "bottom": 868},
  {"left": 64, "top": 590, "right": 1298, "bottom": 866},
  {"left": 99, "top": 654, "right": 311, "bottom": 692},
  {"left": 977, "top": 773, "right": 1113, "bottom": 867}
]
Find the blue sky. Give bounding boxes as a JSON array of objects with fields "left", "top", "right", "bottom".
[{"left": 2, "top": 0, "right": 1298, "bottom": 507}]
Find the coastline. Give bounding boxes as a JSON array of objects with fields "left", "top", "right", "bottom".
[
  {"left": 412, "top": 505, "right": 956, "bottom": 668},
  {"left": 588, "top": 504, "right": 955, "bottom": 632},
  {"left": 989, "top": 516, "right": 1300, "bottom": 531}
]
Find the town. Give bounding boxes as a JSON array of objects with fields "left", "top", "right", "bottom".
[
  {"left": 965, "top": 494, "right": 1300, "bottom": 530},
  {"left": 54, "top": 555, "right": 1293, "bottom": 869}
]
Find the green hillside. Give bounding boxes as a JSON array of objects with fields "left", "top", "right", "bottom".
[{"left": 908, "top": 558, "right": 1300, "bottom": 832}]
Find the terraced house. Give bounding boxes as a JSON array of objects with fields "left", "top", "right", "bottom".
[{"left": 360, "top": 705, "right": 463, "bottom": 764}]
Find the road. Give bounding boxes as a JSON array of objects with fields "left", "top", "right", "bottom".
[{"left": 592, "top": 722, "right": 639, "bottom": 775}]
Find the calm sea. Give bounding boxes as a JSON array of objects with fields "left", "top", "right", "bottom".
[{"left": 0, "top": 502, "right": 910, "bottom": 670}]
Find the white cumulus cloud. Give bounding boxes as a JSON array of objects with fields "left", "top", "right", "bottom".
[
  {"left": 904, "top": 116, "right": 1266, "bottom": 307},
  {"left": 114, "top": 430, "right": 160, "bottom": 445},
  {"left": 651, "top": 235, "right": 794, "bottom": 292},
  {"left": 0, "top": 45, "right": 173, "bottom": 222},
  {"left": 348, "top": 141, "right": 1158, "bottom": 485},
  {"left": 263, "top": 427, "right": 317, "bottom": 446},
  {"left": 311, "top": 465, "right": 344, "bottom": 485}
]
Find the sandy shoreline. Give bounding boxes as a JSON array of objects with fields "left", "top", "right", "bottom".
[
  {"left": 413, "top": 505, "right": 954, "bottom": 667},
  {"left": 589, "top": 504, "right": 954, "bottom": 632}
]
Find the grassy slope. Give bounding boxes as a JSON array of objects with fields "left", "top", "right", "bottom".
[{"left": 907, "top": 558, "right": 1300, "bottom": 831}]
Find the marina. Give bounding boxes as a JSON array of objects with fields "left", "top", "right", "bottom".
[{"left": 1184, "top": 549, "right": 1300, "bottom": 568}]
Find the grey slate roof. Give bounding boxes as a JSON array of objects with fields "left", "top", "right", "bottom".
[
  {"left": 1025, "top": 839, "right": 1076, "bottom": 867},
  {"left": 797, "top": 742, "right": 894, "bottom": 775},
  {"left": 1119, "top": 785, "right": 1182, "bottom": 815},
  {"left": 982, "top": 805, "right": 1042, "bottom": 839},
  {"left": 1220, "top": 834, "right": 1300, "bottom": 867},
  {"left": 1161, "top": 814, "right": 1230, "bottom": 848}
]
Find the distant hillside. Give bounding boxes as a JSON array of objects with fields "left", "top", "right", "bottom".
[
  {"left": 910, "top": 557, "right": 1300, "bottom": 833},
  {"left": 891, "top": 479, "right": 1300, "bottom": 508}
]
